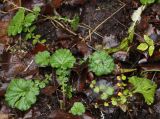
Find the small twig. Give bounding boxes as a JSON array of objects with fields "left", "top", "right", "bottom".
[
  {"left": 0, "top": 10, "right": 8, "bottom": 14},
  {"left": 86, "top": 43, "right": 96, "bottom": 51},
  {"left": 89, "top": 29, "right": 91, "bottom": 41},
  {"left": 151, "top": 72, "right": 157, "bottom": 82},
  {"left": 24, "top": 59, "right": 33, "bottom": 72},
  {"left": 79, "top": 23, "right": 104, "bottom": 39},
  {"left": 128, "top": 111, "right": 133, "bottom": 119}
]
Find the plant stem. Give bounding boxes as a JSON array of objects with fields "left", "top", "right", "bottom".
[{"left": 61, "top": 81, "right": 66, "bottom": 109}]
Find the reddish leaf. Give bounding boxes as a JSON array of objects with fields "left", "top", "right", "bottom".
[
  {"left": 52, "top": 0, "right": 63, "bottom": 9},
  {"left": 41, "top": 85, "right": 57, "bottom": 96},
  {"left": 31, "top": 43, "right": 47, "bottom": 55}
]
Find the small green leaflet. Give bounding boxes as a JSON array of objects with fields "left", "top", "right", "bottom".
[
  {"left": 144, "top": 35, "right": 154, "bottom": 46},
  {"left": 5, "top": 79, "right": 39, "bottom": 111},
  {"left": 137, "top": 43, "right": 148, "bottom": 51},
  {"left": 8, "top": 8, "right": 25, "bottom": 36},
  {"left": 129, "top": 76, "right": 157, "bottom": 105},
  {"left": 149, "top": 45, "right": 155, "bottom": 56}
]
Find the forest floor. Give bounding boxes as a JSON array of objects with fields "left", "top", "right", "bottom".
[{"left": 0, "top": 0, "right": 160, "bottom": 119}]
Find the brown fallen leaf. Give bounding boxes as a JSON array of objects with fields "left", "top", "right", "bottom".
[
  {"left": 21, "top": 0, "right": 45, "bottom": 9},
  {"left": 0, "top": 36, "right": 10, "bottom": 45},
  {"left": 0, "top": 21, "right": 10, "bottom": 52},
  {"left": 0, "top": 113, "right": 9, "bottom": 119},
  {"left": 0, "top": 44, "right": 5, "bottom": 55},
  {"left": 0, "top": 83, "right": 8, "bottom": 97},
  {"left": 137, "top": 15, "right": 149, "bottom": 32},
  {"left": 152, "top": 4, "right": 160, "bottom": 15},
  {"left": 0, "top": 53, "right": 26, "bottom": 80},
  {"left": 49, "top": 110, "right": 80, "bottom": 119},
  {"left": 0, "top": 21, "right": 9, "bottom": 37},
  {"left": 67, "top": 0, "right": 86, "bottom": 6},
  {"left": 77, "top": 41, "right": 90, "bottom": 56}
]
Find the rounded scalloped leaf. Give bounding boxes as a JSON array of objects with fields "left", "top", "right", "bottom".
[
  {"left": 5, "top": 79, "right": 39, "bottom": 111},
  {"left": 50, "top": 49, "right": 76, "bottom": 69},
  {"left": 89, "top": 50, "right": 115, "bottom": 76},
  {"left": 35, "top": 51, "right": 50, "bottom": 67},
  {"left": 70, "top": 102, "right": 85, "bottom": 116}
]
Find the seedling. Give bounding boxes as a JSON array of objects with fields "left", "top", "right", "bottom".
[
  {"left": 5, "top": 74, "right": 51, "bottom": 111},
  {"left": 70, "top": 102, "right": 85, "bottom": 116},
  {"left": 8, "top": 6, "right": 40, "bottom": 36},
  {"left": 8, "top": 6, "right": 46, "bottom": 45},
  {"left": 137, "top": 35, "right": 155, "bottom": 56},
  {"left": 50, "top": 49, "right": 76, "bottom": 107},
  {"left": 89, "top": 50, "right": 115, "bottom": 76},
  {"left": 34, "top": 49, "right": 76, "bottom": 105}
]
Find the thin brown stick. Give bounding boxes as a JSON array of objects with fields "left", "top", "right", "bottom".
[{"left": 79, "top": 23, "right": 104, "bottom": 39}]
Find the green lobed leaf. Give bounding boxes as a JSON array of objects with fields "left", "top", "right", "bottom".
[
  {"left": 50, "top": 49, "right": 76, "bottom": 70},
  {"left": 137, "top": 43, "right": 148, "bottom": 51},
  {"left": 128, "top": 76, "right": 157, "bottom": 105},
  {"left": 35, "top": 51, "right": 50, "bottom": 67},
  {"left": 89, "top": 50, "right": 115, "bottom": 76},
  {"left": 33, "top": 6, "right": 41, "bottom": 13},
  {"left": 100, "top": 93, "right": 108, "bottom": 100},
  {"left": 70, "top": 102, "right": 85, "bottom": 116},
  {"left": 140, "top": 0, "right": 155, "bottom": 5},
  {"left": 5, "top": 79, "right": 39, "bottom": 111},
  {"left": 8, "top": 8, "right": 25, "bottom": 36},
  {"left": 24, "top": 13, "right": 36, "bottom": 27}
]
